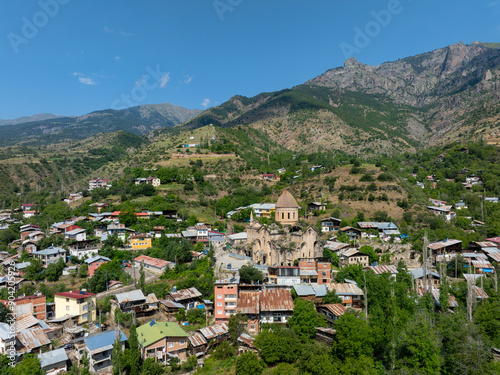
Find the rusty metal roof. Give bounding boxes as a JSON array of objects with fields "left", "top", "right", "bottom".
[
  {"left": 169, "top": 287, "right": 202, "bottom": 302},
  {"left": 237, "top": 333, "right": 256, "bottom": 348},
  {"left": 324, "top": 241, "right": 350, "bottom": 252},
  {"left": 315, "top": 327, "right": 336, "bottom": 335},
  {"left": 472, "top": 260, "right": 493, "bottom": 269},
  {"left": 237, "top": 292, "right": 260, "bottom": 315},
  {"left": 319, "top": 303, "right": 346, "bottom": 317},
  {"left": 327, "top": 283, "right": 364, "bottom": 296},
  {"left": 475, "top": 241, "right": 499, "bottom": 248},
  {"left": 146, "top": 293, "right": 158, "bottom": 304},
  {"left": 341, "top": 249, "right": 367, "bottom": 257},
  {"left": 428, "top": 239, "right": 462, "bottom": 250},
  {"left": 18, "top": 327, "right": 50, "bottom": 351},
  {"left": 474, "top": 286, "right": 489, "bottom": 299},
  {"left": 188, "top": 332, "right": 207, "bottom": 347},
  {"left": 199, "top": 323, "right": 228, "bottom": 340},
  {"left": 366, "top": 265, "right": 398, "bottom": 275},
  {"left": 158, "top": 300, "right": 185, "bottom": 309},
  {"left": 486, "top": 251, "right": 500, "bottom": 263},
  {"left": 260, "top": 289, "right": 294, "bottom": 312}
]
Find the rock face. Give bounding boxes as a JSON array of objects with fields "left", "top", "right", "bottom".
[{"left": 182, "top": 42, "right": 500, "bottom": 153}]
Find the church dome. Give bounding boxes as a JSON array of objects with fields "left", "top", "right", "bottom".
[{"left": 276, "top": 190, "right": 299, "bottom": 209}]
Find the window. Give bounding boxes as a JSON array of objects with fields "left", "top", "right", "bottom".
[
  {"left": 180, "top": 340, "right": 185, "bottom": 345},
  {"left": 217, "top": 302, "right": 222, "bottom": 307},
  {"left": 66, "top": 298, "right": 69, "bottom": 302},
  {"left": 217, "top": 294, "right": 222, "bottom": 299},
  {"left": 66, "top": 306, "right": 70, "bottom": 311},
  {"left": 168, "top": 342, "right": 174, "bottom": 348},
  {"left": 217, "top": 310, "right": 223, "bottom": 315},
  {"left": 83, "top": 305, "right": 88, "bottom": 311},
  {"left": 82, "top": 313, "right": 87, "bottom": 320},
  {"left": 288, "top": 213, "right": 290, "bottom": 219}
]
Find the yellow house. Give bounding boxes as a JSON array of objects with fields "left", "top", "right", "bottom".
[
  {"left": 129, "top": 234, "right": 153, "bottom": 249},
  {"left": 54, "top": 290, "right": 97, "bottom": 324}
]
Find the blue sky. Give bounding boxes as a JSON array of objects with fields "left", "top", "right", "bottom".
[{"left": 1, "top": 0, "right": 499, "bottom": 119}]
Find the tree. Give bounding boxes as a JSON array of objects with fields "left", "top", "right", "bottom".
[
  {"left": 212, "top": 341, "right": 235, "bottom": 360},
  {"left": 228, "top": 313, "right": 248, "bottom": 343},
  {"left": 112, "top": 336, "right": 124, "bottom": 375},
  {"left": 45, "top": 258, "right": 66, "bottom": 282},
  {"left": 235, "top": 352, "right": 264, "bottom": 375},
  {"left": 24, "top": 259, "right": 44, "bottom": 281},
  {"left": 175, "top": 308, "right": 186, "bottom": 323},
  {"left": 79, "top": 264, "right": 88, "bottom": 278},
  {"left": 298, "top": 342, "right": 338, "bottom": 375},
  {"left": 141, "top": 358, "right": 164, "bottom": 375},
  {"left": 254, "top": 327, "right": 302, "bottom": 365},
  {"left": 322, "top": 289, "right": 342, "bottom": 304},
  {"left": 138, "top": 262, "right": 145, "bottom": 292},
  {"left": 239, "top": 264, "right": 264, "bottom": 284},
  {"left": 124, "top": 324, "right": 141, "bottom": 375},
  {"left": 288, "top": 299, "right": 326, "bottom": 341},
  {"left": 333, "top": 311, "right": 373, "bottom": 361},
  {"left": 11, "top": 354, "right": 44, "bottom": 375},
  {"left": 118, "top": 211, "right": 137, "bottom": 227}
]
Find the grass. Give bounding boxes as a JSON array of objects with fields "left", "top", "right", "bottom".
[{"left": 193, "top": 356, "right": 236, "bottom": 375}]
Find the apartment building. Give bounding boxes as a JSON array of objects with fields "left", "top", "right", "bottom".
[
  {"left": 214, "top": 277, "right": 239, "bottom": 322},
  {"left": 54, "top": 290, "right": 97, "bottom": 325}
]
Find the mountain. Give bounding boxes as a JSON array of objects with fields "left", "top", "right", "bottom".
[
  {"left": 0, "top": 103, "right": 202, "bottom": 146},
  {"left": 0, "top": 113, "right": 67, "bottom": 126},
  {"left": 181, "top": 42, "right": 500, "bottom": 154}
]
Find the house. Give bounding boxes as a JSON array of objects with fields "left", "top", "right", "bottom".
[
  {"left": 115, "top": 290, "right": 158, "bottom": 315},
  {"left": 20, "top": 224, "right": 41, "bottom": 241},
  {"left": 84, "top": 329, "right": 127, "bottom": 374},
  {"left": 485, "top": 197, "right": 499, "bottom": 204},
  {"left": 267, "top": 266, "right": 300, "bottom": 286},
  {"left": 365, "top": 265, "right": 398, "bottom": 278},
  {"left": 194, "top": 224, "right": 209, "bottom": 242},
  {"left": 299, "top": 258, "right": 331, "bottom": 284},
  {"left": 21, "top": 203, "right": 36, "bottom": 211},
  {"left": 88, "top": 178, "right": 111, "bottom": 191},
  {"left": 214, "top": 277, "right": 240, "bottom": 322},
  {"left": 32, "top": 246, "right": 66, "bottom": 267},
  {"left": 106, "top": 223, "right": 134, "bottom": 241},
  {"left": 68, "top": 240, "right": 100, "bottom": 260},
  {"left": 308, "top": 202, "right": 326, "bottom": 212},
  {"left": 237, "top": 333, "right": 257, "bottom": 354},
  {"left": 137, "top": 321, "right": 189, "bottom": 363},
  {"left": 153, "top": 226, "right": 165, "bottom": 238},
  {"left": 318, "top": 303, "right": 347, "bottom": 324},
  {"left": 208, "top": 231, "right": 226, "bottom": 246},
  {"left": 65, "top": 228, "right": 87, "bottom": 242},
  {"left": 428, "top": 239, "right": 462, "bottom": 263},
  {"left": 414, "top": 287, "right": 459, "bottom": 309},
  {"left": 134, "top": 255, "right": 172, "bottom": 274},
  {"left": 17, "top": 326, "right": 51, "bottom": 354},
  {"left": 292, "top": 284, "right": 328, "bottom": 304},
  {"left": 188, "top": 332, "right": 208, "bottom": 356},
  {"left": 198, "top": 323, "right": 229, "bottom": 347},
  {"left": 22, "top": 239, "right": 38, "bottom": 253},
  {"left": 321, "top": 217, "right": 342, "bottom": 233},
  {"left": 85, "top": 256, "right": 111, "bottom": 276},
  {"left": 38, "top": 348, "right": 68, "bottom": 375},
  {"left": 135, "top": 176, "right": 161, "bottom": 187},
  {"left": 472, "top": 260, "right": 494, "bottom": 274},
  {"left": 455, "top": 200, "right": 468, "bottom": 210},
  {"left": 409, "top": 268, "right": 441, "bottom": 288},
  {"left": 129, "top": 234, "right": 152, "bottom": 249},
  {"left": 339, "top": 249, "right": 369, "bottom": 268},
  {"left": 324, "top": 241, "right": 351, "bottom": 253},
  {"left": 327, "top": 283, "right": 364, "bottom": 308},
  {"left": 339, "top": 226, "right": 362, "bottom": 241},
  {"left": 426, "top": 205, "right": 456, "bottom": 222},
  {"left": 254, "top": 204, "right": 276, "bottom": 218},
  {"left": 167, "top": 287, "right": 203, "bottom": 310},
  {"left": 181, "top": 229, "right": 198, "bottom": 243},
  {"left": 12, "top": 294, "right": 46, "bottom": 320},
  {"left": 315, "top": 327, "right": 336, "bottom": 346},
  {"left": 237, "top": 292, "right": 260, "bottom": 334},
  {"left": 260, "top": 174, "right": 279, "bottom": 181},
  {"left": 259, "top": 289, "right": 294, "bottom": 324},
  {"left": 107, "top": 280, "right": 124, "bottom": 290},
  {"left": 227, "top": 232, "right": 247, "bottom": 247},
  {"left": 54, "top": 290, "right": 97, "bottom": 324}
]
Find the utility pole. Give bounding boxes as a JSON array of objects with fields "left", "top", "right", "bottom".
[
  {"left": 422, "top": 232, "right": 429, "bottom": 293},
  {"left": 106, "top": 271, "right": 108, "bottom": 291},
  {"left": 363, "top": 270, "right": 368, "bottom": 323}
]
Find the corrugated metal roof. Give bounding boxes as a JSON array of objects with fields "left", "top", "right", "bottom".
[
  {"left": 159, "top": 300, "right": 185, "bottom": 309},
  {"left": 341, "top": 249, "right": 367, "bottom": 257},
  {"left": 188, "top": 332, "right": 207, "bottom": 347},
  {"left": 366, "top": 265, "right": 398, "bottom": 275},
  {"left": 324, "top": 241, "right": 350, "bottom": 251},
  {"left": 237, "top": 292, "right": 260, "bottom": 315},
  {"left": 293, "top": 285, "right": 315, "bottom": 296},
  {"left": 38, "top": 348, "right": 68, "bottom": 368},
  {"left": 86, "top": 330, "right": 127, "bottom": 353},
  {"left": 463, "top": 274, "right": 485, "bottom": 282},
  {"left": 85, "top": 255, "right": 111, "bottom": 264},
  {"left": 237, "top": 333, "right": 256, "bottom": 348},
  {"left": 300, "top": 270, "right": 318, "bottom": 276},
  {"left": 475, "top": 241, "right": 499, "bottom": 248},
  {"left": 146, "top": 293, "right": 158, "bottom": 304},
  {"left": 199, "top": 323, "right": 228, "bottom": 340},
  {"left": 312, "top": 284, "right": 328, "bottom": 297},
  {"left": 408, "top": 268, "right": 440, "bottom": 280},
  {"left": 474, "top": 286, "right": 489, "bottom": 299},
  {"left": 32, "top": 246, "right": 66, "bottom": 256},
  {"left": 170, "top": 287, "right": 202, "bottom": 302},
  {"left": 486, "top": 251, "right": 500, "bottom": 262},
  {"left": 315, "top": 327, "right": 336, "bottom": 334},
  {"left": 116, "top": 289, "right": 146, "bottom": 304},
  {"left": 319, "top": 303, "right": 346, "bottom": 317},
  {"left": 327, "top": 283, "right": 364, "bottom": 296},
  {"left": 472, "top": 260, "right": 493, "bottom": 269},
  {"left": 18, "top": 327, "right": 50, "bottom": 350},
  {"left": 16, "top": 314, "right": 39, "bottom": 331},
  {"left": 260, "top": 289, "right": 294, "bottom": 312},
  {"left": 428, "top": 239, "right": 462, "bottom": 250}
]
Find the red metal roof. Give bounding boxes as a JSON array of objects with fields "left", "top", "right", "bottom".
[
  {"left": 319, "top": 303, "right": 346, "bottom": 317},
  {"left": 260, "top": 289, "right": 294, "bottom": 312},
  {"left": 54, "top": 291, "right": 95, "bottom": 299},
  {"left": 188, "top": 332, "right": 207, "bottom": 347},
  {"left": 237, "top": 292, "right": 260, "bottom": 315}
]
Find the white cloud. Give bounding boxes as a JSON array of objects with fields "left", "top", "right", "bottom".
[
  {"left": 488, "top": 1, "right": 498, "bottom": 7},
  {"left": 201, "top": 98, "right": 211, "bottom": 108},
  {"left": 160, "top": 73, "right": 171, "bottom": 88},
  {"left": 73, "top": 72, "right": 97, "bottom": 85},
  {"left": 115, "top": 56, "right": 120, "bottom": 61},
  {"left": 184, "top": 75, "right": 193, "bottom": 84},
  {"left": 104, "top": 26, "right": 114, "bottom": 33},
  {"left": 120, "top": 31, "right": 134, "bottom": 37}
]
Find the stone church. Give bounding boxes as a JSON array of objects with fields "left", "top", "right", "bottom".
[{"left": 246, "top": 190, "right": 323, "bottom": 266}]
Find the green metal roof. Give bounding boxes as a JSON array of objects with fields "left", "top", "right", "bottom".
[{"left": 137, "top": 321, "right": 188, "bottom": 348}]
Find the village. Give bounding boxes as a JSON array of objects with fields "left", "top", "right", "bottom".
[{"left": 0, "top": 179, "right": 499, "bottom": 374}]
